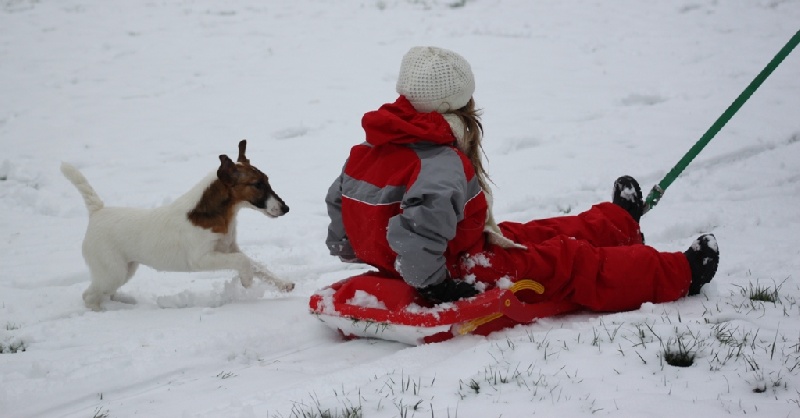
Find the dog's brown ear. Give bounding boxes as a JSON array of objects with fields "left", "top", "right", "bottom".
[
  {"left": 218, "top": 154, "right": 238, "bottom": 185},
  {"left": 237, "top": 140, "right": 249, "bottom": 164}
]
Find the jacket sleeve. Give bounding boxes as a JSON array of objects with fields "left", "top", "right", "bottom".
[
  {"left": 387, "top": 149, "right": 468, "bottom": 288},
  {"left": 325, "top": 167, "right": 356, "bottom": 260}
]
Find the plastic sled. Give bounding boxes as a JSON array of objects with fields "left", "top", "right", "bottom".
[{"left": 309, "top": 272, "right": 579, "bottom": 345}]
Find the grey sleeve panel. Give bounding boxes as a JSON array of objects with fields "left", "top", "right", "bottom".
[
  {"left": 341, "top": 174, "right": 405, "bottom": 206},
  {"left": 387, "top": 145, "right": 476, "bottom": 288},
  {"left": 325, "top": 168, "right": 356, "bottom": 259}
]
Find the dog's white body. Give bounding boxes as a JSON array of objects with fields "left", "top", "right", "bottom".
[{"left": 62, "top": 146, "right": 294, "bottom": 311}]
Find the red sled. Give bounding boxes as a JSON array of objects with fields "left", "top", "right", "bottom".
[{"left": 309, "top": 272, "right": 579, "bottom": 345}]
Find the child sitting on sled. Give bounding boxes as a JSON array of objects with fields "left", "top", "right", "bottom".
[{"left": 324, "top": 46, "right": 719, "bottom": 312}]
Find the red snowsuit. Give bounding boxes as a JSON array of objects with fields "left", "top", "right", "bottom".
[{"left": 326, "top": 96, "right": 692, "bottom": 313}]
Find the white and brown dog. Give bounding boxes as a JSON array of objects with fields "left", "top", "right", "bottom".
[{"left": 61, "top": 140, "right": 294, "bottom": 311}]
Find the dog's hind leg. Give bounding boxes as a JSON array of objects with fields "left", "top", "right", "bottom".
[
  {"left": 83, "top": 257, "right": 133, "bottom": 311},
  {"left": 109, "top": 262, "right": 139, "bottom": 304},
  {"left": 82, "top": 285, "right": 105, "bottom": 311}
]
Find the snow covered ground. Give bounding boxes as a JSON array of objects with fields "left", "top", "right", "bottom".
[{"left": 1, "top": 1, "right": 800, "bottom": 416}]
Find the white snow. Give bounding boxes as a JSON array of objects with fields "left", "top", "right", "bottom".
[
  {"left": 462, "top": 252, "right": 492, "bottom": 270},
  {"left": 346, "top": 290, "right": 387, "bottom": 310},
  {"left": 496, "top": 276, "right": 514, "bottom": 290},
  {"left": 2, "top": 1, "right": 800, "bottom": 417}
]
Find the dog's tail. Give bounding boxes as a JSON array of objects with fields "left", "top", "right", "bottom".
[{"left": 60, "top": 162, "right": 104, "bottom": 215}]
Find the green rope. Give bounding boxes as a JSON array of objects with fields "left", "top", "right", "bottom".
[{"left": 644, "top": 28, "right": 800, "bottom": 213}]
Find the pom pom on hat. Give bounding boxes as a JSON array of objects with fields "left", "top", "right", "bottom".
[{"left": 396, "top": 46, "right": 475, "bottom": 113}]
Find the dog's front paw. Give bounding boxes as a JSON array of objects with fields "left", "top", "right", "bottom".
[
  {"left": 253, "top": 270, "right": 294, "bottom": 292},
  {"left": 278, "top": 281, "right": 295, "bottom": 292}
]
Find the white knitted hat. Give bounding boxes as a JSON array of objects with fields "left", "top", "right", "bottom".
[{"left": 396, "top": 46, "right": 475, "bottom": 113}]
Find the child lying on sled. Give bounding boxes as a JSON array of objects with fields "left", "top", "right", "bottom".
[{"left": 325, "top": 46, "right": 719, "bottom": 313}]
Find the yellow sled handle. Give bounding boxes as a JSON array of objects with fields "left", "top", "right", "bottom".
[
  {"left": 509, "top": 279, "right": 545, "bottom": 295},
  {"left": 455, "top": 280, "right": 546, "bottom": 335}
]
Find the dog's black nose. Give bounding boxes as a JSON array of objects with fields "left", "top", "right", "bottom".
[{"left": 282, "top": 204, "right": 290, "bottom": 214}]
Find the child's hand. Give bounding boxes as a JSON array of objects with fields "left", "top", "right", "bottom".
[{"left": 418, "top": 276, "right": 479, "bottom": 304}]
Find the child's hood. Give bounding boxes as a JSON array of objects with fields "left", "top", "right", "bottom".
[{"left": 361, "top": 95, "right": 456, "bottom": 147}]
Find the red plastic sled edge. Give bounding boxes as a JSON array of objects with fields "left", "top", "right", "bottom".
[{"left": 309, "top": 277, "right": 579, "bottom": 345}]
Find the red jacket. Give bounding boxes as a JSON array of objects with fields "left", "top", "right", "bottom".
[{"left": 326, "top": 96, "right": 487, "bottom": 288}]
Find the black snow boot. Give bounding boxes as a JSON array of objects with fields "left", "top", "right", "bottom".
[
  {"left": 684, "top": 234, "right": 719, "bottom": 296},
  {"left": 612, "top": 175, "right": 644, "bottom": 223}
]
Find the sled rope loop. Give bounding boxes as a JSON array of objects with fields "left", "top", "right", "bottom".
[{"left": 644, "top": 29, "right": 800, "bottom": 213}]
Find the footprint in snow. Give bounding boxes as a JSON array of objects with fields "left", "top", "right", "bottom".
[
  {"left": 271, "top": 126, "right": 309, "bottom": 140},
  {"left": 619, "top": 94, "right": 667, "bottom": 107}
]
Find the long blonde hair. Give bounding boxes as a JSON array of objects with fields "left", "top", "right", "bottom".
[
  {"left": 446, "top": 99, "right": 524, "bottom": 247},
  {"left": 445, "top": 98, "right": 490, "bottom": 190}
]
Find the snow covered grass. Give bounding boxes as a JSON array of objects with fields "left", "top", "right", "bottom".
[
  {"left": 304, "top": 277, "right": 800, "bottom": 415},
  {"left": 2, "top": 0, "right": 800, "bottom": 417},
  {"left": 286, "top": 298, "right": 800, "bottom": 417}
]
